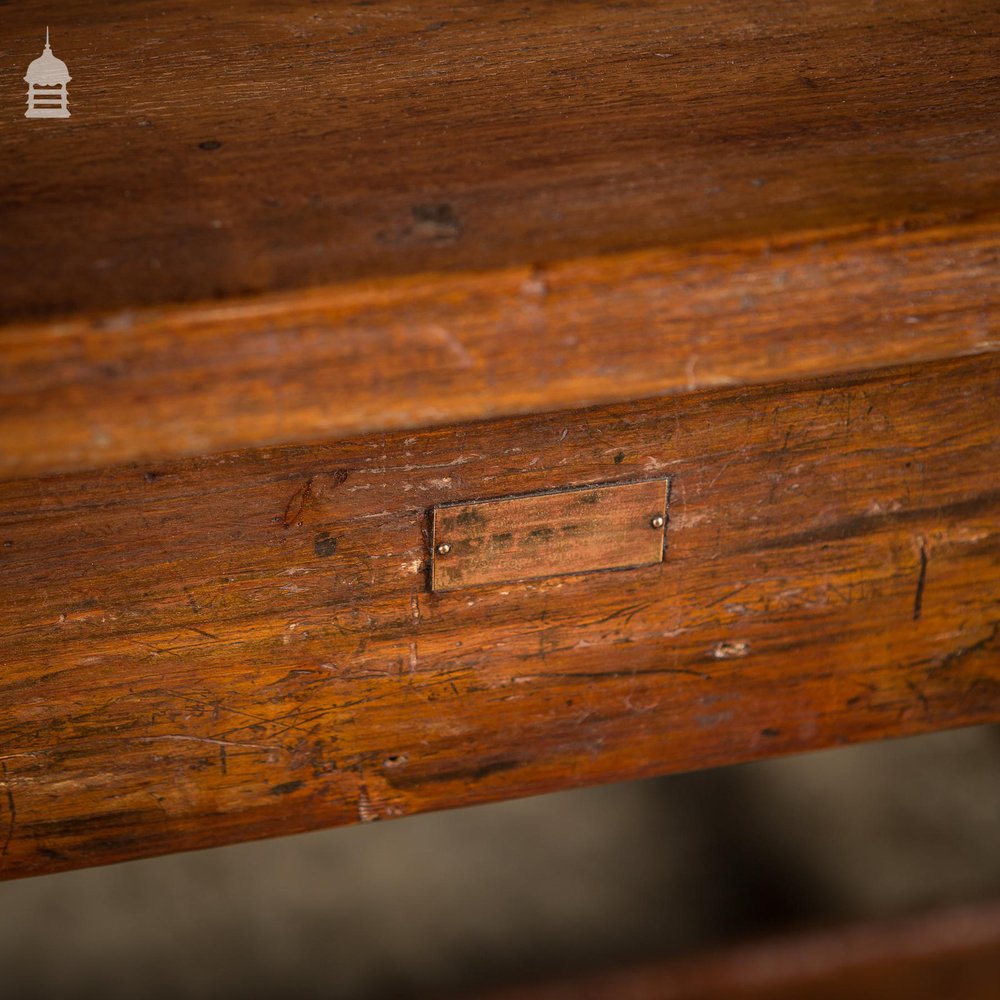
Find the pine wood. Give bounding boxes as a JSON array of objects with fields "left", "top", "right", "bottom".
[
  {"left": 1, "top": 354, "right": 997, "bottom": 879},
  {"left": 1, "top": 0, "right": 998, "bottom": 477}
]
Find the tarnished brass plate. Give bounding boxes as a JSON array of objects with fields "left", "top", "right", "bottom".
[{"left": 430, "top": 478, "right": 668, "bottom": 591}]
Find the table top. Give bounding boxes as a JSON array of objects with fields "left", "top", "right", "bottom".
[
  {"left": 3, "top": 0, "right": 997, "bottom": 322},
  {"left": 1, "top": 1, "right": 997, "bottom": 478}
]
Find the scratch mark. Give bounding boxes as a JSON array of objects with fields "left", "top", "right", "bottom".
[
  {"left": 427, "top": 325, "right": 474, "bottom": 369},
  {"left": 146, "top": 791, "right": 168, "bottom": 818},
  {"left": 164, "top": 690, "right": 316, "bottom": 738},
  {"left": 354, "top": 455, "right": 480, "bottom": 475},
  {"left": 585, "top": 601, "right": 657, "bottom": 628},
  {"left": 0, "top": 751, "right": 50, "bottom": 764},
  {"left": 138, "top": 735, "right": 281, "bottom": 752},
  {"left": 357, "top": 776, "right": 377, "bottom": 822},
  {"left": 705, "top": 582, "right": 751, "bottom": 609},
  {"left": 913, "top": 537, "right": 928, "bottom": 621},
  {"left": 685, "top": 354, "right": 699, "bottom": 390},
  {"left": 924, "top": 621, "right": 1000, "bottom": 675},
  {"left": 705, "top": 454, "right": 737, "bottom": 492},
  {"left": 185, "top": 625, "right": 219, "bottom": 640},
  {"left": 905, "top": 678, "right": 930, "bottom": 713},
  {"left": 516, "top": 665, "right": 711, "bottom": 682},
  {"left": 128, "top": 638, "right": 183, "bottom": 659},
  {"left": 283, "top": 477, "right": 314, "bottom": 529}
]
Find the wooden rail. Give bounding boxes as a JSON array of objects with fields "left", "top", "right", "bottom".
[
  {"left": 0, "top": 0, "right": 998, "bottom": 878},
  {"left": 479, "top": 901, "right": 1000, "bottom": 1000},
  {"left": 2, "top": 356, "right": 996, "bottom": 878}
]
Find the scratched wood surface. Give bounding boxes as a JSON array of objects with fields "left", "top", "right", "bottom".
[
  {"left": 1, "top": 354, "right": 997, "bottom": 879},
  {"left": 1, "top": 0, "right": 998, "bottom": 477}
]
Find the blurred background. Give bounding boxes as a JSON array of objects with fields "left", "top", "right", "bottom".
[{"left": 2, "top": 725, "right": 999, "bottom": 999}]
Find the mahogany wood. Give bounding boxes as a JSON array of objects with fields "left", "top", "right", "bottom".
[{"left": 1, "top": 354, "right": 996, "bottom": 880}]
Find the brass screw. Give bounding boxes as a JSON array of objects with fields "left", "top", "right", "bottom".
[
  {"left": 436, "top": 543, "right": 452, "bottom": 556},
  {"left": 650, "top": 515, "right": 665, "bottom": 529}
]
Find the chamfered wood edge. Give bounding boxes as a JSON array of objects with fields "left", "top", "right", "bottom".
[
  {"left": 1, "top": 216, "right": 997, "bottom": 481},
  {"left": 3, "top": 724, "right": 998, "bottom": 885}
]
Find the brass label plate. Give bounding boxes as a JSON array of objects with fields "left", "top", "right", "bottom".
[{"left": 430, "top": 478, "right": 668, "bottom": 591}]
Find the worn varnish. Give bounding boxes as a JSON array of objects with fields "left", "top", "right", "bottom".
[
  {"left": 3, "top": 227, "right": 995, "bottom": 480},
  {"left": 1, "top": 354, "right": 997, "bottom": 879},
  {"left": 1, "top": 0, "right": 998, "bottom": 883},
  {"left": 3, "top": 0, "right": 998, "bottom": 321},
  {"left": 1, "top": 1, "right": 998, "bottom": 476}
]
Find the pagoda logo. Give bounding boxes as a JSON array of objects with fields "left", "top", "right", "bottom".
[{"left": 25, "top": 28, "right": 71, "bottom": 119}]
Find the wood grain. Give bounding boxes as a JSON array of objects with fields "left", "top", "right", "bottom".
[
  {"left": 2, "top": 224, "right": 996, "bottom": 480},
  {"left": 1, "top": 354, "right": 997, "bottom": 880},
  {"left": 1, "top": 0, "right": 998, "bottom": 477},
  {"left": 3, "top": 0, "right": 998, "bottom": 320}
]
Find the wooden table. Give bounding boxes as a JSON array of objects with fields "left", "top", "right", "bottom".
[{"left": 1, "top": 2, "right": 997, "bottom": 945}]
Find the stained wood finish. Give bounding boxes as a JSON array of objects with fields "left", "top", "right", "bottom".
[
  {"left": 2, "top": 0, "right": 999, "bottom": 477},
  {"left": 1, "top": 354, "right": 997, "bottom": 879},
  {"left": 481, "top": 901, "right": 1000, "bottom": 1000},
  {"left": 3, "top": 226, "right": 995, "bottom": 481}
]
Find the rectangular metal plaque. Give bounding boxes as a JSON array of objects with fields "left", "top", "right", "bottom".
[{"left": 430, "top": 478, "right": 668, "bottom": 591}]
